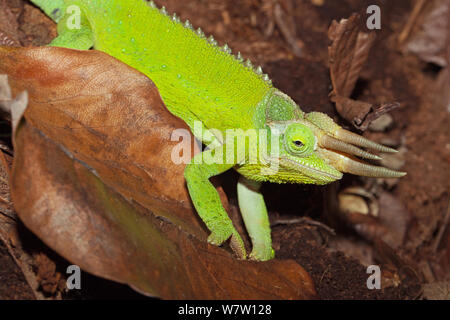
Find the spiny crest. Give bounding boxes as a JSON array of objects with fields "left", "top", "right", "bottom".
[
  {"left": 147, "top": 1, "right": 272, "bottom": 85},
  {"left": 222, "top": 44, "right": 232, "bottom": 54},
  {"left": 184, "top": 19, "right": 192, "bottom": 29},
  {"left": 196, "top": 27, "right": 205, "bottom": 38},
  {"left": 172, "top": 13, "right": 180, "bottom": 23},
  {"left": 207, "top": 35, "right": 218, "bottom": 46}
]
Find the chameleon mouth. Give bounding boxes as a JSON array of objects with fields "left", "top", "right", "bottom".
[
  {"left": 272, "top": 156, "right": 343, "bottom": 182},
  {"left": 280, "top": 158, "right": 342, "bottom": 182}
]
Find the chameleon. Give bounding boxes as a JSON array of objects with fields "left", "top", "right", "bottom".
[{"left": 28, "top": 0, "right": 406, "bottom": 261}]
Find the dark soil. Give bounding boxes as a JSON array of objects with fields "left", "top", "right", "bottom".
[
  {"left": 0, "top": 240, "right": 34, "bottom": 299},
  {"left": 0, "top": 0, "right": 448, "bottom": 299}
]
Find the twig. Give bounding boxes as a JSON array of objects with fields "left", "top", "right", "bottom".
[
  {"left": 271, "top": 216, "right": 336, "bottom": 235},
  {"left": 398, "top": 0, "right": 427, "bottom": 45},
  {"left": 433, "top": 199, "right": 450, "bottom": 253}
]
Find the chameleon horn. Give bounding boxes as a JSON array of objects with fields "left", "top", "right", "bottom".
[
  {"left": 319, "top": 149, "right": 406, "bottom": 178},
  {"left": 319, "top": 135, "right": 381, "bottom": 160},
  {"left": 335, "top": 128, "right": 398, "bottom": 153},
  {"left": 340, "top": 158, "right": 406, "bottom": 178}
]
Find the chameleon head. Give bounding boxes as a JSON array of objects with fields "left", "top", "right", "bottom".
[{"left": 256, "top": 90, "right": 406, "bottom": 184}]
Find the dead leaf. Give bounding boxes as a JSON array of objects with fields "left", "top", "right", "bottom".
[
  {"left": 401, "top": 0, "right": 450, "bottom": 113},
  {"left": 0, "top": 46, "right": 317, "bottom": 299},
  {"left": 1, "top": 46, "right": 204, "bottom": 239},
  {"left": 0, "top": 77, "right": 46, "bottom": 300},
  {"left": 328, "top": 14, "right": 376, "bottom": 98},
  {"left": 405, "top": 0, "right": 450, "bottom": 67},
  {"left": 0, "top": 0, "right": 22, "bottom": 46},
  {"left": 422, "top": 281, "right": 450, "bottom": 300},
  {"left": 328, "top": 14, "right": 399, "bottom": 130}
]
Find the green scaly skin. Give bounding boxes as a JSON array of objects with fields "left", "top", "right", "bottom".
[{"left": 28, "top": 0, "right": 406, "bottom": 261}]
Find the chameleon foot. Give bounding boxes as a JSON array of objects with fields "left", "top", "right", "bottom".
[
  {"left": 230, "top": 231, "right": 247, "bottom": 260},
  {"left": 207, "top": 228, "right": 247, "bottom": 259},
  {"left": 249, "top": 246, "right": 275, "bottom": 261}
]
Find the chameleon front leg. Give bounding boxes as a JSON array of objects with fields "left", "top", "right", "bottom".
[
  {"left": 237, "top": 176, "right": 274, "bottom": 261},
  {"left": 184, "top": 148, "right": 247, "bottom": 259}
]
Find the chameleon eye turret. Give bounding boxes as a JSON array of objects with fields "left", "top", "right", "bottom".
[{"left": 283, "top": 123, "right": 315, "bottom": 157}]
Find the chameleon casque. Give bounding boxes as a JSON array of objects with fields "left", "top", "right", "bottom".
[{"left": 29, "top": 0, "right": 406, "bottom": 261}]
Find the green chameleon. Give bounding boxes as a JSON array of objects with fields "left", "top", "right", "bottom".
[{"left": 29, "top": 0, "right": 405, "bottom": 261}]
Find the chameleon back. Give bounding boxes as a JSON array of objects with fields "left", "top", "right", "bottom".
[{"left": 71, "top": 0, "right": 273, "bottom": 133}]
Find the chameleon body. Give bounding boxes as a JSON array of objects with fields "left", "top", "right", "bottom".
[{"left": 29, "top": 0, "right": 406, "bottom": 261}]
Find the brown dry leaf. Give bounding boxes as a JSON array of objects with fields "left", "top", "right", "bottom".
[
  {"left": 402, "top": 0, "right": 450, "bottom": 113},
  {"left": 350, "top": 191, "right": 410, "bottom": 249},
  {"left": 403, "top": 0, "right": 450, "bottom": 112},
  {"left": 405, "top": 0, "right": 450, "bottom": 67},
  {"left": 436, "top": 62, "right": 450, "bottom": 114},
  {"left": 0, "top": 77, "right": 46, "bottom": 300},
  {"left": 0, "top": 46, "right": 317, "bottom": 299},
  {"left": 328, "top": 14, "right": 376, "bottom": 98},
  {"left": 328, "top": 14, "right": 398, "bottom": 130},
  {"left": 0, "top": 0, "right": 21, "bottom": 46},
  {"left": 422, "top": 281, "right": 450, "bottom": 300}
]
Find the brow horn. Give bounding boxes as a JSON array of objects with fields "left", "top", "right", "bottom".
[
  {"left": 319, "top": 134, "right": 381, "bottom": 160},
  {"left": 335, "top": 128, "right": 398, "bottom": 153}
]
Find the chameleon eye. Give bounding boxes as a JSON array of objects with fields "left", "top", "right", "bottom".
[
  {"left": 284, "top": 123, "right": 315, "bottom": 157},
  {"left": 293, "top": 140, "right": 303, "bottom": 147}
]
